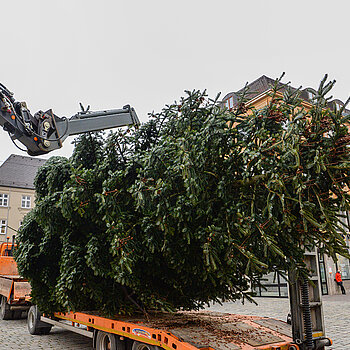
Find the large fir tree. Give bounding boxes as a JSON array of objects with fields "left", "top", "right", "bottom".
[{"left": 15, "top": 75, "right": 350, "bottom": 315}]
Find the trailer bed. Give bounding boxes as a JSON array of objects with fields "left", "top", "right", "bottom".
[
  {"left": 54, "top": 310, "right": 296, "bottom": 350},
  {"left": 0, "top": 274, "right": 31, "bottom": 302}
]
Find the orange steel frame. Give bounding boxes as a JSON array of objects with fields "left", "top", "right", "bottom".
[
  {"left": 0, "top": 242, "right": 15, "bottom": 256},
  {"left": 0, "top": 243, "right": 18, "bottom": 276},
  {"left": 0, "top": 242, "right": 31, "bottom": 303},
  {"left": 0, "top": 243, "right": 18, "bottom": 275},
  {"left": 54, "top": 311, "right": 299, "bottom": 350},
  {"left": 0, "top": 256, "right": 19, "bottom": 276},
  {"left": 0, "top": 244, "right": 299, "bottom": 349},
  {"left": 0, "top": 277, "right": 31, "bottom": 303}
]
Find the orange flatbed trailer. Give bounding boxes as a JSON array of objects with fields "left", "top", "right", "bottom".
[
  {"left": 2, "top": 236, "right": 296, "bottom": 349},
  {"left": 31, "top": 309, "right": 299, "bottom": 350},
  {"left": 0, "top": 242, "right": 31, "bottom": 320}
]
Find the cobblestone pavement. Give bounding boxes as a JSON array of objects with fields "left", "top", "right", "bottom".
[
  {"left": 207, "top": 294, "right": 350, "bottom": 350},
  {"left": 0, "top": 295, "right": 349, "bottom": 349},
  {"left": 0, "top": 317, "right": 92, "bottom": 350}
]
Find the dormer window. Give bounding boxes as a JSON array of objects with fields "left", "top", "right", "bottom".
[
  {"left": 225, "top": 96, "right": 235, "bottom": 110},
  {"left": 307, "top": 90, "right": 314, "bottom": 101},
  {"left": 335, "top": 102, "right": 342, "bottom": 111}
]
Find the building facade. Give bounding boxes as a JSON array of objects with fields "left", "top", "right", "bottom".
[
  {"left": 222, "top": 75, "right": 350, "bottom": 296},
  {"left": 0, "top": 154, "right": 46, "bottom": 242}
]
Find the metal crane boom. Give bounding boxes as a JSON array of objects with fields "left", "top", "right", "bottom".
[{"left": 0, "top": 83, "right": 140, "bottom": 156}]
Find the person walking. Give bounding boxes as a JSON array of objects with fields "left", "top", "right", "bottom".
[{"left": 335, "top": 270, "right": 346, "bottom": 295}]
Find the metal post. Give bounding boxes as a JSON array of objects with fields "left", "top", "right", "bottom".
[{"left": 288, "top": 249, "right": 331, "bottom": 350}]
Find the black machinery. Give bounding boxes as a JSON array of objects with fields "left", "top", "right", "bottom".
[{"left": 0, "top": 82, "right": 139, "bottom": 156}]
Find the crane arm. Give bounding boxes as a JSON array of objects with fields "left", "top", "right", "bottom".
[{"left": 0, "top": 83, "right": 140, "bottom": 156}]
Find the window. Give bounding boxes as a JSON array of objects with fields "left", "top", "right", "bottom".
[
  {"left": 230, "top": 96, "right": 234, "bottom": 109},
  {"left": 0, "top": 194, "right": 8, "bottom": 207},
  {"left": 318, "top": 251, "right": 328, "bottom": 295},
  {"left": 225, "top": 96, "right": 235, "bottom": 110},
  {"left": 0, "top": 220, "right": 7, "bottom": 234},
  {"left": 21, "top": 195, "right": 31, "bottom": 209},
  {"left": 336, "top": 212, "right": 350, "bottom": 280},
  {"left": 252, "top": 271, "right": 288, "bottom": 298},
  {"left": 336, "top": 240, "right": 350, "bottom": 280},
  {"left": 306, "top": 90, "right": 315, "bottom": 103},
  {"left": 338, "top": 211, "right": 349, "bottom": 230}
]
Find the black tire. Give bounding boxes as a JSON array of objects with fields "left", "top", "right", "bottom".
[
  {"left": 12, "top": 310, "right": 23, "bottom": 320},
  {"left": 132, "top": 341, "right": 160, "bottom": 350},
  {"left": 39, "top": 326, "right": 52, "bottom": 335},
  {"left": 27, "top": 305, "right": 52, "bottom": 335},
  {"left": 96, "top": 331, "right": 119, "bottom": 350},
  {"left": 0, "top": 296, "right": 13, "bottom": 320},
  {"left": 27, "top": 305, "right": 41, "bottom": 335},
  {"left": 96, "top": 331, "right": 123, "bottom": 350}
]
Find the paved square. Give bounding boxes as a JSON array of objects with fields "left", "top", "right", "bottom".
[
  {"left": 0, "top": 295, "right": 348, "bottom": 349},
  {"left": 208, "top": 294, "right": 350, "bottom": 350}
]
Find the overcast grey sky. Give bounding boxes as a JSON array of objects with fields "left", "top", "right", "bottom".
[{"left": 1, "top": 0, "right": 349, "bottom": 162}]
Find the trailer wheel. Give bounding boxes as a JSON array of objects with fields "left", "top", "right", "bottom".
[
  {"left": 27, "top": 306, "right": 41, "bottom": 335},
  {"left": 132, "top": 341, "right": 160, "bottom": 350},
  {"left": 39, "top": 327, "right": 52, "bottom": 335},
  {"left": 0, "top": 296, "right": 12, "bottom": 320},
  {"left": 96, "top": 331, "right": 124, "bottom": 350},
  {"left": 12, "top": 310, "right": 23, "bottom": 320},
  {"left": 27, "top": 305, "right": 52, "bottom": 335}
]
